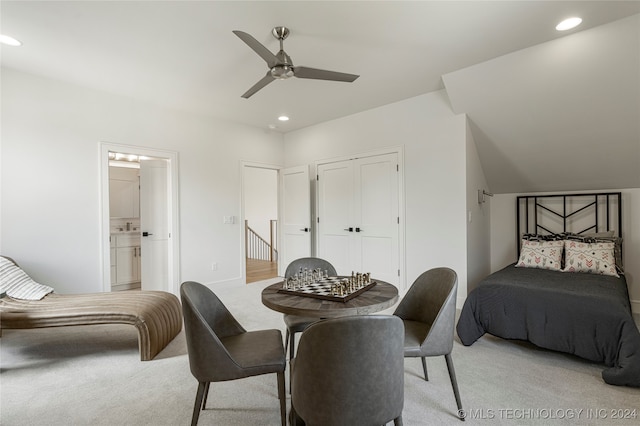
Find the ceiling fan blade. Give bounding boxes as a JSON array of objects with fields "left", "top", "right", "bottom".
[
  {"left": 294, "top": 66, "right": 359, "bottom": 82},
  {"left": 241, "top": 72, "right": 274, "bottom": 99},
  {"left": 233, "top": 30, "right": 278, "bottom": 68}
]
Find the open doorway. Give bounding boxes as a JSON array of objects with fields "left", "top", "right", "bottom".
[
  {"left": 108, "top": 157, "right": 142, "bottom": 291},
  {"left": 100, "top": 143, "right": 180, "bottom": 294},
  {"left": 243, "top": 165, "right": 279, "bottom": 283}
]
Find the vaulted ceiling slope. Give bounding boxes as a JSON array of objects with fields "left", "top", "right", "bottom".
[
  {"left": 1, "top": 2, "right": 639, "bottom": 194},
  {"left": 444, "top": 14, "right": 640, "bottom": 194}
]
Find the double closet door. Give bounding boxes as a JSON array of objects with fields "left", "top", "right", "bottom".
[{"left": 317, "top": 153, "right": 400, "bottom": 285}]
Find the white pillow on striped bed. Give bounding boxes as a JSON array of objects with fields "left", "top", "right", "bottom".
[{"left": 0, "top": 256, "right": 54, "bottom": 300}]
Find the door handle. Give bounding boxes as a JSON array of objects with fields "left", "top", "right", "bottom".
[
  {"left": 299, "top": 228, "right": 310, "bottom": 232},
  {"left": 355, "top": 227, "right": 363, "bottom": 232},
  {"left": 142, "top": 232, "right": 153, "bottom": 237},
  {"left": 343, "top": 227, "right": 354, "bottom": 232}
]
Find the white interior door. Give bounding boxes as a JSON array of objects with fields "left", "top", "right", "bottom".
[
  {"left": 139, "top": 159, "right": 170, "bottom": 291},
  {"left": 317, "top": 160, "right": 354, "bottom": 274},
  {"left": 354, "top": 153, "right": 399, "bottom": 284},
  {"left": 317, "top": 153, "right": 400, "bottom": 285},
  {"left": 279, "top": 165, "right": 311, "bottom": 275}
]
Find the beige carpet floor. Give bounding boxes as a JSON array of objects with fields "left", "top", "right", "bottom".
[{"left": 2, "top": 278, "right": 639, "bottom": 425}]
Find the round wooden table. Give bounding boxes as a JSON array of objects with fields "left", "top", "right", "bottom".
[{"left": 261, "top": 279, "right": 399, "bottom": 318}]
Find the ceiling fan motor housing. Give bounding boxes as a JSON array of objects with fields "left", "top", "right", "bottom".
[{"left": 271, "top": 49, "right": 294, "bottom": 79}]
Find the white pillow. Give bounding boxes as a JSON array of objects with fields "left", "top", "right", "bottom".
[
  {"left": 515, "top": 240, "right": 564, "bottom": 271},
  {"left": 0, "top": 257, "right": 54, "bottom": 300},
  {"left": 563, "top": 240, "right": 619, "bottom": 277}
]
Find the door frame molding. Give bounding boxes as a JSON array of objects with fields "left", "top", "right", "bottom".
[
  {"left": 314, "top": 146, "right": 406, "bottom": 291},
  {"left": 99, "top": 142, "right": 181, "bottom": 294}
]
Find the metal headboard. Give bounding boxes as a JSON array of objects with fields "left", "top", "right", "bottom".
[{"left": 516, "top": 192, "right": 622, "bottom": 256}]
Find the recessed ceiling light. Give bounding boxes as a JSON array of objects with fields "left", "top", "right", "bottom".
[
  {"left": 0, "top": 34, "right": 22, "bottom": 46},
  {"left": 278, "top": 116, "right": 289, "bottom": 122},
  {"left": 556, "top": 17, "right": 582, "bottom": 31}
]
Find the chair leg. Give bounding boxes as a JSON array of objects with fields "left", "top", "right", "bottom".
[
  {"left": 289, "top": 330, "right": 296, "bottom": 360},
  {"left": 277, "top": 371, "right": 286, "bottom": 426},
  {"left": 421, "top": 357, "right": 429, "bottom": 381},
  {"left": 288, "top": 331, "right": 296, "bottom": 394},
  {"left": 394, "top": 415, "right": 403, "bottom": 426},
  {"left": 201, "top": 382, "right": 210, "bottom": 410},
  {"left": 284, "top": 329, "right": 290, "bottom": 354},
  {"left": 191, "top": 381, "right": 207, "bottom": 426},
  {"left": 444, "top": 354, "right": 464, "bottom": 421}
]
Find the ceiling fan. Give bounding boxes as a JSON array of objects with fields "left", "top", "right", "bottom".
[{"left": 233, "top": 26, "right": 359, "bottom": 99}]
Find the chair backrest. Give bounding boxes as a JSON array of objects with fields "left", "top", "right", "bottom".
[
  {"left": 393, "top": 267, "right": 458, "bottom": 354},
  {"left": 284, "top": 257, "right": 337, "bottom": 278},
  {"left": 180, "top": 281, "right": 246, "bottom": 381},
  {"left": 291, "top": 315, "right": 404, "bottom": 426}
]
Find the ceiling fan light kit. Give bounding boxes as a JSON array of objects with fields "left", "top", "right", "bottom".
[
  {"left": 233, "top": 26, "right": 359, "bottom": 98},
  {"left": 271, "top": 65, "right": 294, "bottom": 79}
]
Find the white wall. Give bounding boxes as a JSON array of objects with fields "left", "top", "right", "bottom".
[
  {"left": 490, "top": 189, "right": 640, "bottom": 314},
  {"left": 0, "top": 68, "right": 284, "bottom": 294},
  {"left": 284, "top": 90, "right": 470, "bottom": 306},
  {"left": 465, "top": 119, "right": 491, "bottom": 293}
]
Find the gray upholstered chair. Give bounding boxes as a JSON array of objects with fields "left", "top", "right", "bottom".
[
  {"left": 180, "top": 281, "right": 286, "bottom": 426},
  {"left": 290, "top": 315, "right": 405, "bottom": 426},
  {"left": 283, "top": 257, "right": 337, "bottom": 360},
  {"left": 393, "top": 267, "right": 464, "bottom": 421}
]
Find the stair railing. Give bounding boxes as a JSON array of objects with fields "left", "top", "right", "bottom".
[{"left": 246, "top": 220, "right": 278, "bottom": 262}]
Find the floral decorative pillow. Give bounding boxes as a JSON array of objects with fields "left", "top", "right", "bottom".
[
  {"left": 515, "top": 240, "right": 564, "bottom": 271},
  {"left": 563, "top": 240, "right": 619, "bottom": 277}
]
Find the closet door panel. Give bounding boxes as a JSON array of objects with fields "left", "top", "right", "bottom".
[
  {"left": 318, "top": 152, "right": 399, "bottom": 285},
  {"left": 360, "top": 236, "right": 394, "bottom": 280},
  {"left": 317, "top": 160, "right": 354, "bottom": 273},
  {"left": 355, "top": 153, "right": 399, "bottom": 284},
  {"left": 323, "top": 234, "right": 352, "bottom": 274}
]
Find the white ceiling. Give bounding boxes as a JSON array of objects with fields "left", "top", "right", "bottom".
[
  {"left": 2, "top": 1, "right": 639, "bottom": 193},
  {"left": 444, "top": 12, "right": 640, "bottom": 193}
]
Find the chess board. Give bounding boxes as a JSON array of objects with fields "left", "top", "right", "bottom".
[{"left": 278, "top": 277, "right": 377, "bottom": 303}]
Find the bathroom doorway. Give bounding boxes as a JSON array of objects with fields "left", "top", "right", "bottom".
[{"left": 100, "top": 143, "right": 180, "bottom": 294}]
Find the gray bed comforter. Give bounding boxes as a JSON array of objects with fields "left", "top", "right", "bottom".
[{"left": 456, "top": 264, "right": 640, "bottom": 387}]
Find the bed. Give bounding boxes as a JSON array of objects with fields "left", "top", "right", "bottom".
[
  {"left": 456, "top": 192, "right": 640, "bottom": 387},
  {"left": 0, "top": 255, "right": 183, "bottom": 361}
]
